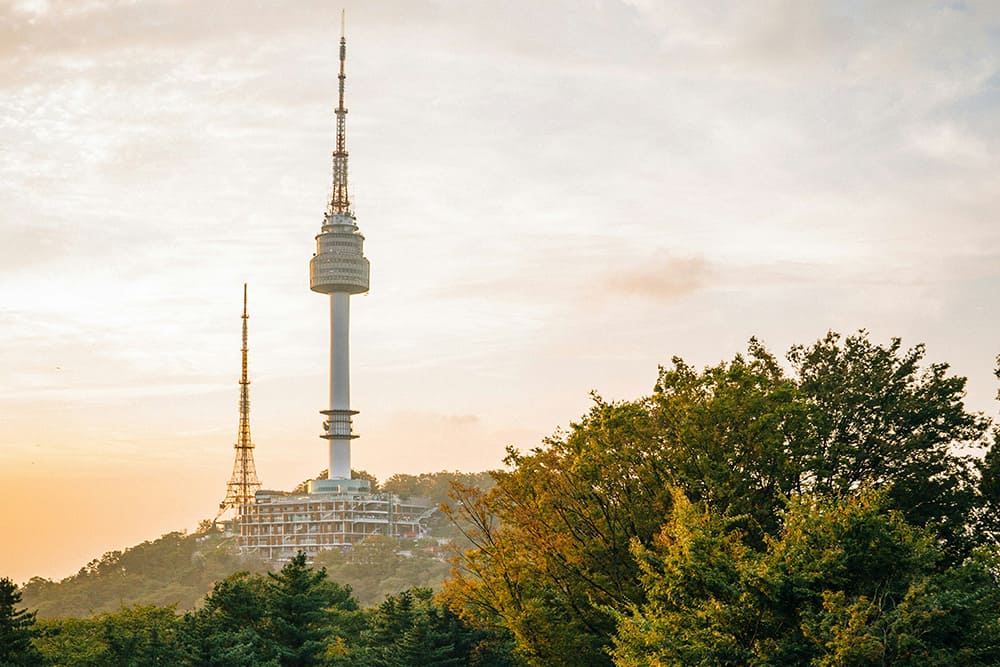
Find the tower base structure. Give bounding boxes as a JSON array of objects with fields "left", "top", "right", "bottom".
[
  {"left": 237, "top": 486, "right": 434, "bottom": 563},
  {"left": 308, "top": 478, "right": 370, "bottom": 494}
]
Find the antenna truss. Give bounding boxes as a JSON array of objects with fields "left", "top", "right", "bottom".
[{"left": 218, "top": 283, "right": 261, "bottom": 520}]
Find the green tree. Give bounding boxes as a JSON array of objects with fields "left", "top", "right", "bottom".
[
  {"left": 789, "top": 332, "right": 988, "bottom": 560},
  {"left": 312, "top": 536, "right": 450, "bottom": 606},
  {"left": 0, "top": 577, "right": 44, "bottom": 666},
  {"left": 649, "top": 340, "right": 807, "bottom": 545},
  {"left": 35, "top": 604, "right": 181, "bottom": 667},
  {"left": 443, "top": 398, "right": 671, "bottom": 666},
  {"left": 975, "top": 354, "right": 1000, "bottom": 544},
  {"left": 266, "top": 552, "right": 358, "bottom": 667},
  {"left": 20, "top": 530, "right": 270, "bottom": 618},
  {"left": 100, "top": 604, "right": 180, "bottom": 666},
  {"left": 610, "top": 491, "right": 1000, "bottom": 666},
  {"left": 444, "top": 345, "right": 804, "bottom": 665},
  {"left": 444, "top": 332, "right": 993, "bottom": 666},
  {"left": 34, "top": 615, "right": 106, "bottom": 667},
  {"left": 177, "top": 571, "right": 278, "bottom": 666},
  {"left": 362, "top": 588, "right": 516, "bottom": 667}
]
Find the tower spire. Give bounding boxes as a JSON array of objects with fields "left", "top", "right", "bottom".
[
  {"left": 327, "top": 10, "right": 350, "bottom": 218},
  {"left": 218, "top": 283, "right": 261, "bottom": 520}
]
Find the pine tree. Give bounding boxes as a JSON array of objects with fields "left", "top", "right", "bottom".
[
  {"left": 266, "top": 552, "right": 355, "bottom": 667},
  {"left": 0, "top": 577, "right": 44, "bottom": 666}
]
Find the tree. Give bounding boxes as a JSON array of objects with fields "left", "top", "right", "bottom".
[
  {"left": 177, "top": 571, "right": 278, "bottom": 667},
  {"left": 789, "top": 332, "right": 988, "bottom": 560},
  {"left": 361, "top": 588, "right": 517, "bottom": 667},
  {"left": 34, "top": 604, "right": 181, "bottom": 667},
  {"left": 19, "top": 530, "right": 270, "bottom": 618},
  {"left": 99, "top": 604, "right": 180, "bottom": 666},
  {"left": 610, "top": 491, "right": 1000, "bottom": 666},
  {"left": 444, "top": 332, "right": 993, "bottom": 666},
  {"left": 312, "top": 535, "right": 450, "bottom": 607},
  {"left": 34, "top": 615, "right": 106, "bottom": 667},
  {"left": 648, "top": 340, "right": 807, "bottom": 545},
  {"left": 443, "top": 398, "right": 674, "bottom": 666},
  {"left": 444, "top": 344, "right": 806, "bottom": 665},
  {"left": 0, "top": 577, "right": 44, "bottom": 666},
  {"left": 265, "top": 552, "right": 358, "bottom": 667},
  {"left": 975, "top": 354, "right": 1000, "bottom": 544}
]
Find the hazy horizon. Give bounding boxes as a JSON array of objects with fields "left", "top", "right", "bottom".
[{"left": 2, "top": 0, "right": 999, "bottom": 585}]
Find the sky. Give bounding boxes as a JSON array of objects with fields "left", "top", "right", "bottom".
[{"left": 1, "top": 0, "right": 998, "bottom": 585}]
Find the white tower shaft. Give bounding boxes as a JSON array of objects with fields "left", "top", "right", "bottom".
[{"left": 328, "top": 292, "right": 351, "bottom": 478}]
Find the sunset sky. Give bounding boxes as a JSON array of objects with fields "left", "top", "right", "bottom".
[{"left": 2, "top": 0, "right": 999, "bottom": 585}]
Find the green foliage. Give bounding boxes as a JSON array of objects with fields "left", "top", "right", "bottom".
[
  {"left": 0, "top": 576, "right": 44, "bottom": 666},
  {"left": 176, "top": 556, "right": 365, "bottom": 667},
  {"left": 382, "top": 471, "right": 496, "bottom": 506},
  {"left": 359, "top": 587, "right": 520, "bottom": 667},
  {"left": 650, "top": 340, "right": 806, "bottom": 545},
  {"left": 789, "top": 332, "right": 988, "bottom": 560},
  {"left": 176, "top": 571, "right": 278, "bottom": 666},
  {"left": 35, "top": 615, "right": 106, "bottom": 667},
  {"left": 384, "top": 471, "right": 497, "bottom": 547},
  {"left": 266, "top": 552, "right": 357, "bottom": 667},
  {"left": 312, "top": 536, "right": 450, "bottom": 607},
  {"left": 20, "top": 530, "right": 270, "bottom": 618},
  {"left": 610, "top": 492, "right": 1000, "bottom": 666},
  {"left": 443, "top": 398, "right": 669, "bottom": 667},
  {"left": 444, "top": 331, "right": 994, "bottom": 666},
  {"left": 35, "top": 604, "right": 181, "bottom": 667}
]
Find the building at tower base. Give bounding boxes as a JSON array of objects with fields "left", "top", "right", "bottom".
[{"left": 238, "top": 488, "right": 434, "bottom": 562}]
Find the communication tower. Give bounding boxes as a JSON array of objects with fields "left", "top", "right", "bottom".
[
  {"left": 236, "top": 18, "right": 435, "bottom": 562},
  {"left": 218, "top": 283, "right": 262, "bottom": 519},
  {"left": 308, "top": 14, "right": 370, "bottom": 492}
]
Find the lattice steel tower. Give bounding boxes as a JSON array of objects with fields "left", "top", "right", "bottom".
[
  {"left": 309, "top": 15, "right": 370, "bottom": 486},
  {"left": 219, "top": 283, "right": 262, "bottom": 518}
]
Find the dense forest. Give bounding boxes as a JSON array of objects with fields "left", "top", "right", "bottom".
[{"left": 4, "top": 331, "right": 1000, "bottom": 666}]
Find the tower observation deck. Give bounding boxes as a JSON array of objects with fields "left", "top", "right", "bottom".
[{"left": 309, "top": 17, "right": 370, "bottom": 489}]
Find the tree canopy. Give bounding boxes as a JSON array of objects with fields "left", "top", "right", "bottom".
[
  {"left": 0, "top": 576, "right": 44, "bottom": 666},
  {"left": 611, "top": 491, "right": 1000, "bottom": 666},
  {"left": 443, "top": 331, "right": 996, "bottom": 666}
]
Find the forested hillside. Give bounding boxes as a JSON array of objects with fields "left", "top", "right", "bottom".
[
  {"left": 16, "top": 555, "right": 517, "bottom": 666},
  {"left": 19, "top": 470, "right": 494, "bottom": 617}
]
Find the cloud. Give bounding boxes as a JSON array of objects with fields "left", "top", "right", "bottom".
[
  {"left": 905, "top": 122, "right": 993, "bottom": 166},
  {"left": 607, "top": 256, "right": 710, "bottom": 301}
]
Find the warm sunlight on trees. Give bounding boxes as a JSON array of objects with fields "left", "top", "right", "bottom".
[
  {"left": 610, "top": 491, "right": 1000, "bottom": 666},
  {"left": 443, "top": 331, "right": 996, "bottom": 666}
]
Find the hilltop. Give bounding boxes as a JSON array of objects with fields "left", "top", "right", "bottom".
[{"left": 19, "top": 470, "right": 494, "bottom": 617}]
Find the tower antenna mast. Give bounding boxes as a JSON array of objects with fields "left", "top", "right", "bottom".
[
  {"left": 328, "top": 9, "right": 350, "bottom": 217},
  {"left": 218, "top": 283, "right": 262, "bottom": 521}
]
